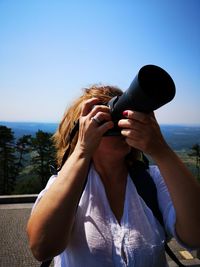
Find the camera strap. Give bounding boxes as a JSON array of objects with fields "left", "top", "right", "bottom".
[{"left": 128, "top": 161, "right": 186, "bottom": 267}]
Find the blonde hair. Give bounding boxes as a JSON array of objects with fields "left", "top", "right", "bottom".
[{"left": 52, "top": 85, "right": 123, "bottom": 167}]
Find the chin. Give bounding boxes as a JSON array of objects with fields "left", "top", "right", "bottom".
[{"left": 101, "top": 136, "right": 131, "bottom": 154}]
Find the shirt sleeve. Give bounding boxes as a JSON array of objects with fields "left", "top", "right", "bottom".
[
  {"left": 149, "top": 165, "right": 192, "bottom": 249},
  {"left": 32, "top": 175, "right": 57, "bottom": 211}
]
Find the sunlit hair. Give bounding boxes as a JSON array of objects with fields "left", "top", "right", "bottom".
[{"left": 52, "top": 84, "right": 142, "bottom": 167}]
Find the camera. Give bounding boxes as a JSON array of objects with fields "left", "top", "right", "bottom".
[{"left": 105, "top": 64, "right": 176, "bottom": 136}]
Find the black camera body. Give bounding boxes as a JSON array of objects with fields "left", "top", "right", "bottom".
[{"left": 106, "top": 64, "right": 176, "bottom": 136}]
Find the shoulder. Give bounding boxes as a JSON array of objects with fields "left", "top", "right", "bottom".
[
  {"left": 41, "top": 175, "right": 58, "bottom": 193},
  {"left": 148, "top": 165, "right": 161, "bottom": 178},
  {"left": 148, "top": 165, "right": 165, "bottom": 188},
  {"left": 32, "top": 175, "right": 57, "bottom": 210},
  {"left": 147, "top": 165, "right": 171, "bottom": 201}
]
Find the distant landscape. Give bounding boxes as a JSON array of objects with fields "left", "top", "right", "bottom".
[
  {"left": 0, "top": 121, "right": 58, "bottom": 139},
  {"left": 0, "top": 121, "right": 200, "bottom": 194},
  {"left": 1, "top": 121, "right": 200, "bottom": 152}
]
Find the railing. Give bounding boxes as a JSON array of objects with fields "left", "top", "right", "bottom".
[{"left": 0, "top": 194, "right": 38, "bottom": 204}]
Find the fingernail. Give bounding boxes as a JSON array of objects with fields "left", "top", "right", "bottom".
[{"left": 123, "top": 111, "right": 128, "bottom": 117}]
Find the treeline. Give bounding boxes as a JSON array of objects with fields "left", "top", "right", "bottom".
[
  {"left": 187, "top": 143, "right": 200, "bottom": 181},
  {"left": 0, "top": 125, "right": 56, "bottom": 195},
  {"left": 0, "top": 125, "right": 200, "bottom": 195}
]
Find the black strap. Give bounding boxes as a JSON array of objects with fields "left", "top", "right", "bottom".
[
  {"left": 129, "top": 160, "right": 186, "bottom": 267},
  {"left": 40, "top": 259, "right": 52, "bottom": 267},
  {"left": 128, "top": 161, "right": 164, "bottom": 226},
  {"left": 165, "top": 243, "right": 185, "bottom": 267}
]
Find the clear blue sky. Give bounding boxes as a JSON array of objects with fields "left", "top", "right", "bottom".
[{"left": 0, "top": 0, "right": 200, "bottom": 124}]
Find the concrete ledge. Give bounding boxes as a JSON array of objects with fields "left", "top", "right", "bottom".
[
  {"left": 168, "top": 258, "right": 200, "bottom": 266},
  {"left": 0, "top": 194, "right": 38, "bottom": 204}
]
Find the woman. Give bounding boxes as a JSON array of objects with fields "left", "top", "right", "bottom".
[{"left": 27, "top": 85, "right": 200, "bottom": 267}]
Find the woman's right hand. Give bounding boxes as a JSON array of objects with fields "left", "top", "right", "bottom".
[{"left": 75, "top": 98, "right": 114, "bottom": 157}]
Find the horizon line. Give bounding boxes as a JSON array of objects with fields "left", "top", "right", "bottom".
[{"left": 1, "top": 120, "right": 200, "bottom": 127}]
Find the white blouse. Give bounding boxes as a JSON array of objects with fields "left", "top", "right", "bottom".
[{"left": 34, "top": 165, "right": 180, "bottom": 267}]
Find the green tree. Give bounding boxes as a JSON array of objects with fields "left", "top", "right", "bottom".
[
  {"left": 31, "top": 130, "right": 56, "bottom": 188},
  {"left": 0, "top": 126, "right": 17, "bottom": 194},
  {"left": 188, "top": 143, "right": 200, "bottom": 181},
  {"left": 15, "top": 134, "right": 32, "bottom": 173}
]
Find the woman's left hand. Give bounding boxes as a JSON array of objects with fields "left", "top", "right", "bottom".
[
  {"left": 118, "top": 110, "right": 167, "bottom": 157},
  {"left": 119, "top": 110, "right": 200, "bottom": 247}
]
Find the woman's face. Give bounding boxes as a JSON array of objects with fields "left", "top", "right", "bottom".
[{"left": 93, "top": 136, "right": 131, "bottom": 160}]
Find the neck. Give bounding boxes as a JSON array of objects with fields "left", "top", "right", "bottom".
[{"left": 92, "top": 154, "right": 127, "bottom": 184}]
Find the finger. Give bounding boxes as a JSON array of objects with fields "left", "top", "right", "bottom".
[
  {"left": 118, "top": 118, "right": 134, "bottom": 129},
  {"left": 121, "top": 129, "right": 135, "bottom": 138},
  {"left": 91, "top": 116, "right": 102, "bottom": 126},
  {"left": 89, "top": 105, "right": 111, "bottom": 119},
  {"left": 98, "top": 121, "right": 114, "bottom": 135},
  {"left": 119, "top": 113, "right": 146, "bottom": 132},
  {"left": 91, "top": 112, "right": 112, "bottom": 126},
  {"left": 81, "top": 98, "right": 100, "bottom": 116},
  {"left": 121, "top": 127, "right": 144, "bottom": 141},
  {"left": 125, "top": 137, "right": 139, "bottom": 148},
  {"left": 123, "top": 110, "right": 151, "bottom": 124},
  {"left": 121, "top": 130, "right": 142, "bottom": 149}
]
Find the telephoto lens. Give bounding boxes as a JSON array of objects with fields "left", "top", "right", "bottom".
[{"left": 105, "top": 64, "right": 176, "bottom": 136}]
